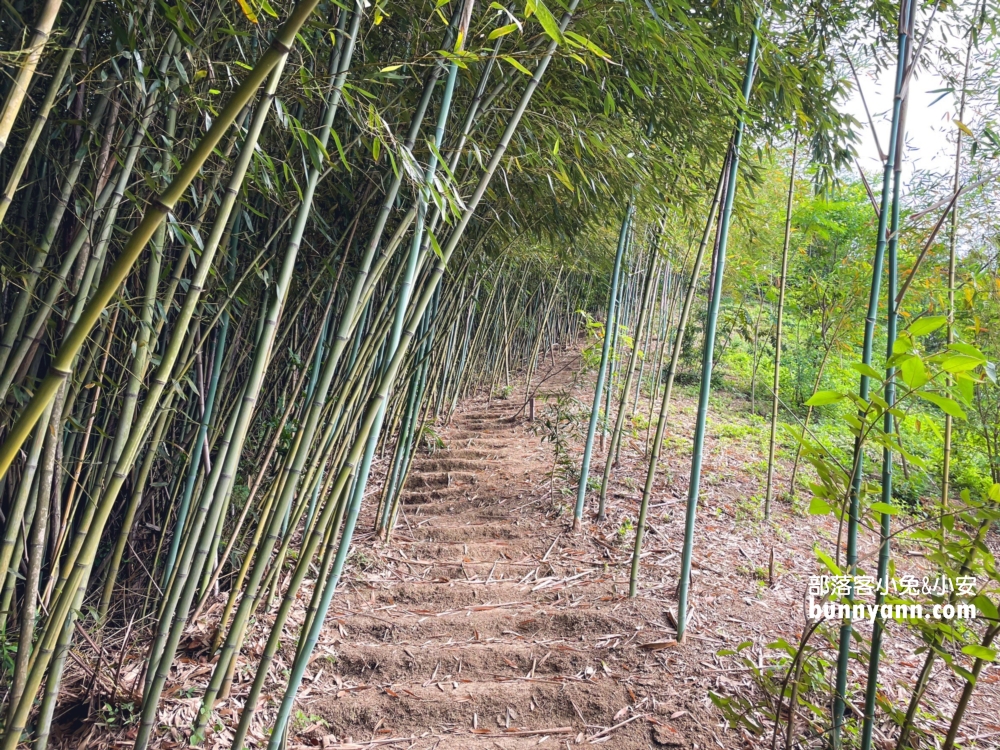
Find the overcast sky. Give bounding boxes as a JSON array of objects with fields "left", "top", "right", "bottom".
[{"left": 843, "top": 60, "right": 958, "bottom": 188}]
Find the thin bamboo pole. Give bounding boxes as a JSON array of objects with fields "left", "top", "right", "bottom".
[
  {"left": 573, "top": 203, "right": 632, "bottom": 531},
  {"left": 675, "top": 17, "right": 760, "bottom": 641},
  {"left": 763, "top": 134, "right": 798, "bottom": 517}
]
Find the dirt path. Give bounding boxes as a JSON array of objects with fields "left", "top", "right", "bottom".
[{"left": 293, "top": 352, "right": 714, "bottom": 749}]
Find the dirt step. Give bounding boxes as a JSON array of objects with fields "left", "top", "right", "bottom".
[
  {"left": 306, "top": 678, "right": 636, "bottom": 746},
  {"left": 400, "top": 503, "right": 499, "bottom": 517},
  {"left": 332, "top": 640, "right": 607, "bottom": 683},
  {"left": 457, "top": 418, "right": 522, "bottom": 428},
  {"left": 444, "top": 438, "right": 520, "bottom": 450},
  {"left": 393, "top": 541, "right": 541, "bottom": 560},
  {"left": 462, "top": 505, "right": 539, "bottom": 519},
  {"left": 430, "top": 449, "right": 496, "bottom": 460},
  {"left": 454, "top": 410, "right": 521, "bottom": 421},
  {"left": 405, "top": 472, "right": 477, "bottom": 489},
  {"left": 338, "top": 581, "right": 533, "bottom": 609},
  {"left": 406, "top": 522, "right": 532, "bottom": 543},
  {"left": 399, "top": 488, "right": 468, "bottom": 505},
  {"left": 411, "top": 458, "right": 488, "bottom": 472},
  {"left": 446, "top": 428, "right": 519, "bottom": 441},
  {"left": 337, "top": 603, "right": 630, "bottom": 643},
  {"left": 399, "top": 560, "right": 544, "bottom": 581}
]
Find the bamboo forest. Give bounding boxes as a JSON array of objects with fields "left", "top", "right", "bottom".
[{"left": 2, "top": 0, "right": 1000, "bottom": 747}]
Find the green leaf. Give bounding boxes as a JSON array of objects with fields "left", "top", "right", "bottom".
[
  {"left": 898, "top": 355, "right": 929, "bottom": 390},
  {"left": 501, "top": 55, "right": 533, "bottom": 76},
  {"left": 972, "top": 595, "right": 998, "bottom": 621},
  {"left": 941, "top": 354, "right": 983, "bottom": 373},
  {"left": 428, "top": 230, "right": 444, "bottom": 261},
  {"left": 956, "top": 374, "right": 975, "bottom": 404},
  {"left": 892, "top": 335, "right": 913, "bottom": 355},
  {"left": 815, "top": 548, "right": 840, "bottom": 576},
  {"left": 914, "top": 391, "right": 966, "bottom": 420},
  {"left": 330, "top": 130, "right": 351, "bottom": 172},
  {"left": 808, "top": 496, "right": 832, "bottom": 515},
  {"left": 948, "top": 342, "right": 987, "bottom": 361},
  {"left": 529, "top": 0, "right": 565, "bottom": 43},
  {"left": 489, "top": 23, "right": 519, "bottom": 39},
  {"left": 908, "top": 316, "right": 947, "bottom": 336},
  {"left": 565, "top": 30, "right": 612, "bottom": 60},
  {"left": 806, "top": 390, "right": 845, "bottom": 406},
  {"left": 851, "top": 363, "right": 883, "bottom": 380},
  {"left": 869, "top": 502, "right": 899, "bottom": 516},
  {"left": 962, "top": 645, "right": 997, "bottom": 662}
]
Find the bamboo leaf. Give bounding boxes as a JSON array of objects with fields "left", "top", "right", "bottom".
[
  {"left": 330, "top": 129, "right": 351, "bottom": 172},
  {"left": 565, "top": 31, "right": 611, "bottom": 60},
  {"left": 236, "top": 0, "right": 260, "bottom": 24},
  {"left": 528, "top": 0, "right": 565, "bottom": 44},
  {"left": 501, "top": 55, "right": 533, "bottom": 76},
  {"left": 428, "top": 230, "right": 444, "bottom": 261},
  {"left": 489, "top": 23, "right": 520, "bottom": 39}
]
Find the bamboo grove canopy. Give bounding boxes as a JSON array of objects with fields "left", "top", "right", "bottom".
[{"left": 0, "top": 0, "right": 894, "bottom": 747}]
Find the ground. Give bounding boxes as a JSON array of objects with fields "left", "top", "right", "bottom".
[{"left": 51, "top": 347, "right": 1000, "bottom": 749}]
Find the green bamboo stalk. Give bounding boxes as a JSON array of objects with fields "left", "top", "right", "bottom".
[
  {"left": 943, "top": 622, "right": 1000, "bottom": 750},
  {"left": 573, "top": 203, "right": 632, "bottom": 531},
  {"left": 7, "top": 394, "right": 58, "bottom": 718},
  {"left": 629, "top": 169, "right": 724, "bottom": 598},
  {"left": 198, "top": 5, "right": 469, "bottom": 714},
  {"left": 0, "top": 405, "right": 49, "bottom": 631},
  {"left": 162, "top": 268, "right": 233, "bottom": 586},
  {"left": 675, "top": 18, "right": 760, "bottom": 641},
  {"left": 834, "top": 1, "right": 912, "bottom": 743},
  {"left": 598, "top": 240, "right": 657, "bottom": 519},
  {"left": 859, "top": 6, "right": 912, "bottom": 743},
  {"left": 193, "top": 5, "right": 393, "bottom": 715},
  {"left": 346, "top": 46, "right": 462, "bottom": 548},
  {"left": 941, "top": 10, "right": 974, "bottom": 515},
  {"left": 0, "top": 92, "right": 111, "bottom": 381},
  {"left": 96, "top": 407, "right": 170, "bottom": 620},
  {"left": 228, "top": 8, "right": 579, "bottom": 744},
  {"left": 895, "top": 519, "right": 990, "bottom": 750},
  {"left": 763, "top": 134, "right": 798, "bottom": 518},
  {"left": 0, "top": 5, "right": 323, "bottom": 742},
  {"left": 0, "top": 0, "right": 322, "bottom": 490},
  {"left": 0, "top": 0, "right": 66, "bottom": 157},
  {"left": 0, "top": 0, "right": 96, "bottom": 227}
]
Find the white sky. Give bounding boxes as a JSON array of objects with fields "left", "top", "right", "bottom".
[{"left": 843, "top": 60, "right": 957, "bottom": 189}]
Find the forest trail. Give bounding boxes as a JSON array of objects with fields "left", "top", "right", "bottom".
[
  {"left": 277, "top": 347, "right": 1000, "bottom": 750},
  {"left": 292, "top": 351, "right": 712, "bottom": 749}
]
